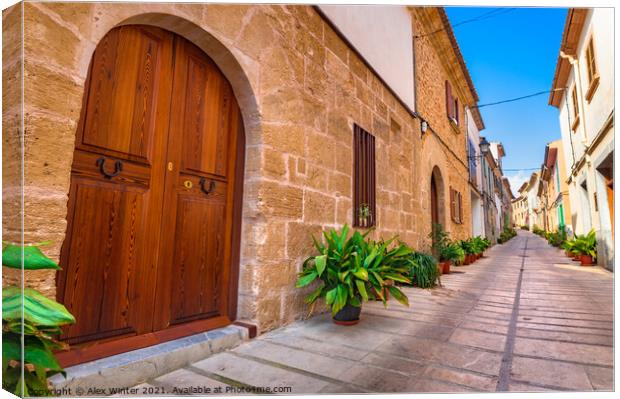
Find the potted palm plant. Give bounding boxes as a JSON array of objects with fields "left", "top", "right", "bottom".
[
  {"left": 295, "top": 225, "right": 411, "bottom": 325},
  {"left": 572, "top": 230, "right": 597, "bottom": 266}
]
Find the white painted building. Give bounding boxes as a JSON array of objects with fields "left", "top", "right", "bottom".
[
  {"left": 466, "top": 107, "right": 486, "bottom": 237},
  {"left": 549, "top": 8, "right": 614, "bottom": 270}
]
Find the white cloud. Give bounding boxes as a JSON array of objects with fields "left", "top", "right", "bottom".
[{"left": 506, "top": 170, "right": 530, "bottom": 195}]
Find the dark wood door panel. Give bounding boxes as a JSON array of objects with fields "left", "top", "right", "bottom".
[
  {"left": 79, "top": 26, "right": 168, "bottom": 162},
  {"left": 169, "top": 195, "right": 226, "bottom": 324},
  {"left": 180, "top": 46, "right": 233, "bottom": 178},
  {"left": 60, "top": 181, "right": 148, "bottom": 344}
]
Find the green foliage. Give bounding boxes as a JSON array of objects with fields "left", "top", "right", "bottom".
[
  {"left": 571, "top": 230, "right": 597, "bottom": 258},
  {"left": 520, "top": 225, "right": 530, "bottom": 230},
  {"left": 440, "top": 242, "right": 465, "bottom": 264},
  {"left": 459, "top": 236, "right": 488, "bottom": 255},
  {"left": 296, "top": 225, "right": 411, "bottom": 317},
  {"left": 2, "top": 243, "right": 74, "bottom": 397},
  {"left": 2, "top": 244, "right": 60, "bottom": 270},
  {"left": 532, "top": 226, "right": 545, "bottom": 236},
  {"left": 407, "top": 252, "right": 440, "bottom": 288},
  {"left": 498, "top": 225, "right": 517, "bottom": 244},
  {"left": 429, "top": 223, "right": 450, "bottom": 258},
  {"left": 546, "top": 227, "right": 567, "bottom": 247}
]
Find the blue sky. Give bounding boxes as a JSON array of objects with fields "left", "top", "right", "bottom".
[{"left": 445, "top": 7, "right": 567, "bottom": 194}]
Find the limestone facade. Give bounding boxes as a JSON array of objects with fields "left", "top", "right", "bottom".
[{"left": 3, "top": 3, "right": 476, "bottom": 333}]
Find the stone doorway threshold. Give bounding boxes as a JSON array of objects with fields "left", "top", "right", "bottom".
[{"left": 49, "top": 325, "right": 250, "bottom": 395}]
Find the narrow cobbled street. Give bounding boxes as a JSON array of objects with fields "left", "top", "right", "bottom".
[{"left": 134, "top": 231, "right": 613, "bottom": 393}]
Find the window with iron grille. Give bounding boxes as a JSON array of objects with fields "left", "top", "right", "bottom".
[{"left": 353, "top": 124, "right": 376, "bottom": 227}]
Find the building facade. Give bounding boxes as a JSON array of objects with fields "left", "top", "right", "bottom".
[
  {"left": 3, "top": 3, "right": 484, "bottom": 364},
  {"left": 537, "top": 139, "right": 574, "bottom": 235},
  {"left": 549, "top": 8, "right": 613, "bottom": 270},
  {"left": 466, "top": 108, "right": 486, "bottom": 238}
]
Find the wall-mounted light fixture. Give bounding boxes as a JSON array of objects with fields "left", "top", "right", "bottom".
[
  {"left": 420, "top": 120, "right": 428, "bottom": 135},
  {"left": 468, "top": 137, "right": 491, "bottom": 166}
]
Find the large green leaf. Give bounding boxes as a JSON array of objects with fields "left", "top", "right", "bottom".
[
  {"left": 3, "top": 286, "right": 75, "bottom": 326},
  {"left": 2, "top": 244, "right": 60, "bottom": 270},
  {"left": 295, "top": 271, "right": 318, "bottom": 288},
  {"left": 325, "top": 287, "right": 338, "bottom": 305},
  {"left": 355, "top": 280, "right": 368, "bottom": 302},
  {"left": 304, "top": 283, "right": 324, "bottom": 304},
  {"left": 332, "top": 284, "right": 348, "bottom": 315},
  {"left": 315, "top": 255, "right": 327, "bottom": 277},
  {"left": 351, "top": 268, "right": 368, "bottom": 281},
  {"left": 3, "top": 334, "right": 62, "bottom": 372},
  {"left": 388, "top": 286, "right": 410, "bottom": 307}
]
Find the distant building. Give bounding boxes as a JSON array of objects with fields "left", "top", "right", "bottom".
[
  {"left": 549, "top": 8, "right": 613, "bottom": 270},
  {"left": 537, "top": 140, "right": 574, "bottom": 235}
]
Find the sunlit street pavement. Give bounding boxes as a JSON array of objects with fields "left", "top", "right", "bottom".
[{"left": 132, "top": 230, "right": 613, "bottom": 393}]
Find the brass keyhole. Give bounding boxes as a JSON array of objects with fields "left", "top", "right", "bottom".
[{"left": 183, "top": 180, "right": 193, "bottom": 189}]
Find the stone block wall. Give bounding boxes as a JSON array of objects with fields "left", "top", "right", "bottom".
[{"left": 3, "top": 3, "right": 473, "bottom": 333}]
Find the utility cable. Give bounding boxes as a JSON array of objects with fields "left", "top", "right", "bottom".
[
  {"left": 472, "top": 88, "right": 566, "bottom": 109},
  {"left": 414, "top": 8, "right": 517, "bottom": 39}
]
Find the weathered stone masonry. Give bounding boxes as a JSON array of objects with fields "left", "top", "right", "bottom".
[{"left": 2, "top": 3, "right": 475, "bottom": 333}]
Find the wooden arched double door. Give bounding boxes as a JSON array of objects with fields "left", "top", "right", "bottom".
[{"left": 57, "top": 26, "right": 243, "bottom": 359}]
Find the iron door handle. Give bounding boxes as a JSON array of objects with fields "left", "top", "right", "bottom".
[
  {"left": 96, "top": 157, "right": 123, "bottom": 179},
  {"left": 199, "top": 178, "right": 215, "bottom": 195}
]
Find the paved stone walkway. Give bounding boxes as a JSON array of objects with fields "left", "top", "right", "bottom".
[{"left": 134, "top": 231, "right": 613, "bottom": 394}]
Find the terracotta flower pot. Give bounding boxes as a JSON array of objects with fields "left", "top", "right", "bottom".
[
  {"left": 463, "top": 255, "right": 471, "bottom": 265},
  {"left": 440, "top": 260, "right": 451, "bottom": 274},
  {"left": 580, "top": 255, "right": 595, "bottom": 266}
]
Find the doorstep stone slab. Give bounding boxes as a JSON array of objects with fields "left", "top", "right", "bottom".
[{"left": 49, "top": 325, "right": 249, "bottom": 395}]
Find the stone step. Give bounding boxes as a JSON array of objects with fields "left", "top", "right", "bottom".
[{"left": 49, "top": 325, "right": 250, "bottom": 396}]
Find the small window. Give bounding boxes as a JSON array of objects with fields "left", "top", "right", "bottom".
[
  {"left": 445, "top": 80, "right": 459, "bottom": 125},
  {"left": 353, "top": 124, "right": 376, "bottom": 228},
  {"left": 450, "top": 187, "right": 463, "bottom": 224},
  {"left": 585, "top": 37, "right": 600, "bottom": 101},
  {"left": 586, "top": 37, "right": 598, "bottom": 83}
]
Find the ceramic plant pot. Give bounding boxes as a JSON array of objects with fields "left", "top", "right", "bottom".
[
  {"left": 440, "top": 260, "right": 451, "bottom": 274},
  {"left": 463, "top": 255, "right": 471, "bottom": 265},
  {"left": 333, "top": 303, "right": 362, "bottom": 325},
  {"left": 580, "top": 255, "right": 595, "bottom": 266}
]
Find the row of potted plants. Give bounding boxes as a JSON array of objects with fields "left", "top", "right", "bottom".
[
  {"left": 459, "top": 236, "right": 491, "bottom": 265},
  {"left": 430, "top": 224, "right": 491, "bottom": 274},
  {"left": 497, "top": 226, "right": 517, "bottom": 243},
  {"left": 534, "top": 226, "right": 598, "bottom": 266},
  {"left": 561, "top": 230, "right": 597, "bottom": 266}
]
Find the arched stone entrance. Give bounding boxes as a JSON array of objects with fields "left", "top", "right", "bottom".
[{"left": 53, "top": 13, "right": 260, "bottom": 365}]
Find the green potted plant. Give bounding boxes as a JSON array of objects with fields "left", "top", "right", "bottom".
[
  {"left": 572, "top": 230, "right": 597, "bottom": 266},
  {"left": 459, "top": 239, "right": 475, "bottom": 265},
  {"left": 439, "top": 243, "right": 464, "bottom": 274},
  {"left": 407, "top": 252, "right": 440, "bottom": 288},
  {"left": 2, "top": 242, "right": 76, "bottom": 396},
  {"left": 561, "top": 239, "right": 577, "bottom": 258},
  {"left": 295, "top": 225, "right": 411, "bottom": 325}
]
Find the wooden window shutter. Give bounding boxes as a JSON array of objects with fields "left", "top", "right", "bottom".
[
  {"left": 459, "top": 193, "right": 463, "bottom": 223},
  {"left": 586, "top": 38, "right": 598, "bottom": 82},
  {"left": 353, "top": 124, "right": 376, "bottom": 228},
  {"left": 445, "top": 81, "right": 453, "bottom": 119},
  {"left": 572, "top": 86, "right": 579, "bottom": 119},
  {"left": 450, "top": 188, "right": 455, "bottom": 221},
  {"left": 454, "top": 98, "right": 459, "bottom": 124}
]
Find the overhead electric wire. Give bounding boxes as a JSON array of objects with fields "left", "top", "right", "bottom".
[
  {"left": 414, "top": 8, "right": 517, "bottom": 39},
  {"left": 503, "top": 167, "right": 541, "bottom": 172},
  {"left": 472, "top": 88, "right": 566, "bottom": 109}
]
